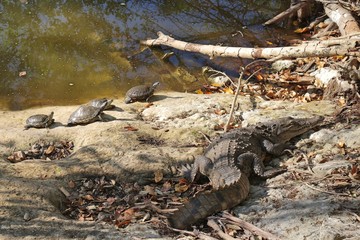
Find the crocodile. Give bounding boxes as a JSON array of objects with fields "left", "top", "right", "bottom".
[{"left": 168, "top": 116, "right": 324, "bottom": 229}]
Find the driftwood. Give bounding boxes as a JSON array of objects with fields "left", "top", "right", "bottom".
[
  {"left": 141, "top": 31, "right": 360, "bottom": 60},
  {"left": 264, "top": 0, "right": 313, "bottom": 26},
  {"left": 207, "top": 219, "right": 237, "bottom": 240},
  {"left": 221, "top": 212, "right": 281, "bottom": 240},
  {"left": 324, "top": 2, "right": 360, "bottom": 35}
]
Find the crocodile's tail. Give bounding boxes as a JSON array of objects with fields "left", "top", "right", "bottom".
[{"left": 168, "top": 173, "right": 250, "bottom": 229}]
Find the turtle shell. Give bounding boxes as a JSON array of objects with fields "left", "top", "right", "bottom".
[
  {"left": 125, "top": 82, "right": 160, "bottom": 104},
  {"left": 87, "top": 98, "right": 114, "bottom": 110},
  {"left": 67, "top": 105, "right": 104, "bottom": 126},
  {"left": 24, "top": 112, "right": 54, "bottom": 129}
]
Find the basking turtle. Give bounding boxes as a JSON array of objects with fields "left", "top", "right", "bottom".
[
  {"left": 67, "top": 102, "right": 107, "bottom": 126},
  {"left": 24, "top": 112, "right": 54, "bottom": 130},
  {"left": 124, "top": 82, "right": 160, "bottom": 104},
  {"left": 87, "top": 98, "right": 114, "bottom": 110}
]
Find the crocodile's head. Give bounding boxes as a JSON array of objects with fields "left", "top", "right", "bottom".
[{"left": 256, "top": 116, "right": 324, "bottom": 142}]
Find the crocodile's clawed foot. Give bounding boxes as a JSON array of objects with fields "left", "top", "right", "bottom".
[{"left": 175, "top": 163, "right": 193, "bottom": 180}]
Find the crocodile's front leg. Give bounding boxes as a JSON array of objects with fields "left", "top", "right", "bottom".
[
  {"left": 236, "top": 152, "right": 285, "bottom": 178},
  {"left": 262, "top": 139, "right": 288, "bottom": 156}
]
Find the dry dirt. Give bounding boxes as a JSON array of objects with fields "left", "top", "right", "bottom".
[{"left": 0, "top": 92, "right": 359, "bottom": 240}]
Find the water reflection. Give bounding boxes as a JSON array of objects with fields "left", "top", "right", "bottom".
[{"left": 0, "top": 0, "right": 291, "bottom": 110}]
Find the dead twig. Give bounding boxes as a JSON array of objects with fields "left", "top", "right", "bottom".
[
  {"left": 304, "top": 182, "right": 351, "bottom": 196},
  {"left": 59, "top": 187, "right": 70, "bottom": 198},
  {"left": 263, "top": 1, "right": 311, "bottom": 26},
  {"left": 296, "top": 149, "right": 315, "bottom": 174},
  {"left": 224, "top": 62, "right": 264, "bottom": 132},
  {"left": 221, "top": 212, "right": 282, "bottom": 240},
  {"left": 207, "top": 219, "right": 237, "bottom": 240},
  {"left": 167, "top": 225, "right": 219, "bottom": 240},
  {"left": 198, "top": 131, "right": 212, "bottom": 144},
  {"left": 224, "top": 69, "right": 244, "bottom": 133},
  {"left": 135, "top": 202, "right": 179, "bottom": 214},
  {"left": 346, "top": 211, "right": 360, "bottom": 222}
]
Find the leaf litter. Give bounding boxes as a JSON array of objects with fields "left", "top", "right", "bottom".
[
  {"left": 61, "top": 172, "right": 218, "bottom": 235},
  {"left": 194, "top": 56, "right": 354, "bottom": 103},
  {"left": 6, "top": 139, "right": 74, "bottom": 163},
  {"left": 60, "top": 150, "right": 360, "bottom": 238}
]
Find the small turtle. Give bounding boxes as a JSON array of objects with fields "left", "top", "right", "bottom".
[
  {"left": 24, "top": 112, "right": 54, "bottom": 130},
  {"left": 87, "top": 98, "right": 114, "bottom": 110},
  {"left": 124, "top": 81, "right": 160, "bottom": 104},
  {"left": 67, "top": 102, "right": 107, "bottom": 126}
]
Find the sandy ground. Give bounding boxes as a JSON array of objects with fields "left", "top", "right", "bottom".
[{"left": 0, "top": 92, "right": 359, "bottom": 239}]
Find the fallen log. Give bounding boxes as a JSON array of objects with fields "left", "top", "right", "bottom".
[
  {"left": 324, "top": 2, "right": 360, "bottom": 35},
  {"left": 264, "top": 0, "right": 313, "bottom": 26},
  {"left": 140, "top": 31, "right": 360, "bottom": 60}
]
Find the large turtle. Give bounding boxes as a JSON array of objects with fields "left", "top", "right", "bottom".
[
  {"left": 87, "top": 98, "right": 114, "bottom": 110},
  {"left": 67, "top": 102, "right": 107, "bottom": 126},
  {"left": 24, "top": 112, "right": 54, "bottom": 130},
  {"left": 124, "top": 81, "right": 160, "bottom": 104}
]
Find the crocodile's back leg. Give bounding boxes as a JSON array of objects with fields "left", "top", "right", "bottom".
[
  {"left": 190, "top": 155, "right": 213, "bottom": 182},
  {"left": 168, "top": 174, "right": 250, "bottom": 230}
]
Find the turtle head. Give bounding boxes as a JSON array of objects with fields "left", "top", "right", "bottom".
[
  {"left": 124, "top": 96, "right": 133, "bottom": 104},
  {"left": 151, "top": 81, "right": 160, "bottom": 90},
  {"left": 49, "top": 111, "right": 54, "bottom": 119}
]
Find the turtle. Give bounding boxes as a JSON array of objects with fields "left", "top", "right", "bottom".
[
  {"left": 124, "top": 81, "right": 160, "bottom": 104},
  {"left": 67, "top": 102, "right": 107, "bottom": 126},
  {"left": 24, "top": 112, "right": 54, "bottom": 130},
  {"left": 87, "top": 98, "right": 114, "bottom": 110}
]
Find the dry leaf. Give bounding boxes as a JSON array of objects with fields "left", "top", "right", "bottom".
[
  {"left": 214, "top": 109, "right": 226, "bottom": 115},
  {"left": 175, "top": 182, "right": 189, "bottom": 193},
  {"left": 211, "top": 83, "right": 223, "bottom": 87},
  {"left": 115, "top": 208, "right": 136, "bottom": 228},
  {"left": 294, "top": 27, "right": 308, "bottom": 33},
  {"left": 337, "top": 141, "right": 346, "bottom": 148},
  {"left": 122, "top": 208, "right": 136, "bottom": 219},
  {"left": 68, "top": 180, "right": 76, "bottom": 188},
  {"left": 162, "top": 181, "right": 172, "bottom": 192},
  {"left": 86, "top": 205, "right": 96, "bottom": 210},
  {"left": 45, "top": 145, "right": 55, "bottom": 155},
  {"left": 255, "top": 74, "right": 264, "bottom": 81},
  {"left": 338, "top": 97, "right": 346, "bottom": 107},
  {"left": 154, "top": 170, "right": 163, "bottom": 183},
  {"left": 83, "top": 194, "right": 94, "bottom": 201},
  {"left": 144, "top": 103, "right": 153, "bottom": 108},
  {"left": 107, "top": 197, "right": 116, "bottom": 205},
  {"left": 222, "top": 87, "right": 234, "bottom": 94},
  {"left": 124, "top": 125, "right": 138, "bottom": 131},
  {"left": 143, "top": 185, "right": 156, "bottom": 196},
  {"left": 178, "top": 178, "right": 188, "bottom": 185},
  {"left": 195, "top": 89, "right": 204, "bottom": 94},
  {"left": 350, "top": 165, "right": 359, "bottom": 180}
]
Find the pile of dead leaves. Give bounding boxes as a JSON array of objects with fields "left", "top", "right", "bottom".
[
  {"left": 60, "top": 173, "right": 285, "bottom": 239},
  {"left": 61, "top": 174, "right": 197, "bottom": 230},
  {"left": 7, "top": 140, "right": 74, "bottom": 163},
  {"left": 194, "top": 56, "right": 351, "bottom": 103}
]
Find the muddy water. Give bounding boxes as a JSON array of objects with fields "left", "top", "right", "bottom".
[{"left": 0, "top": 0, "right": 292, "bottom": 110}]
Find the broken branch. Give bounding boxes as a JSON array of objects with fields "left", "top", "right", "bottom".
[
  {"left": 141, "top": 31, "right": 360, "bottom": 60},
  {"left": 207, "top": 219, "right": 237, "bottom": 240},
  {"left": 221, "top": 212, "right": 281, "bottom": 240},
  {"left": 263, "top": 0, "right": 311, "bottom": 26}
]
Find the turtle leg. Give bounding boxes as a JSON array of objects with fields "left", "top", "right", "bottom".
[
  {"left": 45, "top": 119, "right": 55, "bottom": 128},
  {"left": 98, "top": 113, "right": 105, "bottom": 122},
  {"left": 145, "top": 95, "right": 154, "bottom": 102}
]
